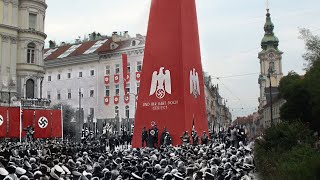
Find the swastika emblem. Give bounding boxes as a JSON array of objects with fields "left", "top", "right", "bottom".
[
  {"left": 38, "top": 116, "right": 48, "bottom": 129},
  {"left": 0, "top": 115, "right": 3, "bottom": 126}
]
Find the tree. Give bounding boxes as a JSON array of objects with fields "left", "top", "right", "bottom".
[
  {"left": 52, "top": 103, "right": 76, "bottom": 139},
  {"left": 299, "top": 28, "right": 320, "bottom": 70},
  {"left": 278, "top": 72, "right": 312, "bottom": 123}
]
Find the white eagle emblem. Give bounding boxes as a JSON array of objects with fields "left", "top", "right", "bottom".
[
  {"left": 190, "top": 68, "right": 200, "bottom": 98},
  {"left": 149, "top": 67, "right": 171, "bottom": 99}
]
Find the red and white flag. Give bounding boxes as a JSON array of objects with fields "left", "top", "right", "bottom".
[
  {"left": 104, "top": 76, "right": 110, "bottom": 84},
  {"left": 114, "top": 96, "right": 119, "bottom": 104},
  {"left": 51, "top": 109, "right": 62, "bottom": 138},
  {"left": 34, "top": 110, "right": 51, "bottom": 138},
  {"left": 136, "top": 72, "right": 141, "bottom": 81},
  {"left": 0, "top": 107, "right": 7, "bottom": 138},
  {"left": 122, "top": 54, "right": 129, "bottom": 94},
  {"left": 8, "top": 107, "right": 21, "bottom": 138},
  {"left": 124, "top": 94, "right": 130, "bottom": 104},
  {"left": 104, "top": 97, "right": 110, "bottom": 105},
  {"left": 114, "top": 74, "right": 119, "bottom": 83}
]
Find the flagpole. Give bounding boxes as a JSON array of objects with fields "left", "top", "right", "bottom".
[
  {"left": 61, "top": 104, "right": 63, "bottom": 140},
  {"left": 19, "top": 102, "right": 22, "bottom": 143}
]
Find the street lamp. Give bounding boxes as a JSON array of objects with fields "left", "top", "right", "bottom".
[{"left": 267, "top": 62, "right": 274, "bottom": 126}]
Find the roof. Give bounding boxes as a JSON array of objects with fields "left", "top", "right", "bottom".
[{"left": 43, "top": 37, "right": 145, "bottom": 61}]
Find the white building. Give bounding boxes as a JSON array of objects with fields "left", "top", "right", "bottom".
[
  {"left": 0, "top": 0, "right": 47, "bottom": 105},
  {"left": 43, "top": 33, "right": 145, "bottom": 128}
]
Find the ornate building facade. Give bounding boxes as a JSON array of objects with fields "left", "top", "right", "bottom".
[{"left": 0, "top": 0, "right": 47, "bottom": 105}]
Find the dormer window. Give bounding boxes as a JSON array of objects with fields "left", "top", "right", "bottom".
[
  {"left": 29, "top": 13, "right": 37, "bottom": 30},
  {"left": 27, "top": 43, "right": 35, "bottom": 64}
]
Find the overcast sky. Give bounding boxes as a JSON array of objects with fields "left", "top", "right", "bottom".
[{"left": 45, "top": 0, "right": 320, "bottom": 119}]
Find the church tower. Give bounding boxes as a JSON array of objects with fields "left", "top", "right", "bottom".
[
  {"left": 0, "top": 0, "right": 47, "bottom": 104},
  {"left": 258, "top": 8, "right": 283, "bottom": 109}
]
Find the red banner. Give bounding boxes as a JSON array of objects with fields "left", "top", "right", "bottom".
[
  {"left": 124, "top": 94, "right": 130, "bottom": 104},
  {"left": 114, "top": 74, "right": 119, "bottom": 83},
  {"left": 122, "top": 54, "right": 128, "bottom": 94},
  {"left": 51, "top": 110, "right": 62, "bottom": 138},
  {"left": 34, "top": 110, "right": 51, "bottom": 138},
  {"left": 104, "top": 97, "right": 110, "bottom": 105},
  {"left": 114, "top": 96, "right": 119, "bottom": 104},
  {"left": 0, "top": 107, "right": 7, "bottom": 138},
  {"left": 132, "top": 0, "right": 208, "bottom": 147},
  {"left": 22, "top": 109, "right": 35, "bottom": 138},
  {"left": 8, "top": 107, "right": 20, "bottom": 138},
  {"left": 136, "top": 72, "right": 141, "bottom": 81},
  {"left": 104, "top": 76, "right": 110, "bottom": 84},
  {"left": 126, "top": 74, "right": 130, "bottom": 82}
]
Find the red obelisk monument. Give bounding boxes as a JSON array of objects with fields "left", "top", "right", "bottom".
[{"left": 132, "top": 0, "right": 208, "bottom": 147}]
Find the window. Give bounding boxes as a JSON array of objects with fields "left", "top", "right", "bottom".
[
  {"left": 67, "top": 89, "right": 72, "bottom": 99},
  {"left": 105, "top": 86, "right": 110, "bottom": 96},
  {"left": 57, "top": 90, "right": 61, "bottom": 100},
  {"left": 67, "top": 73, "right": 71, "bottom": 79},
  {"left": 29, "top": 13, "right": 37, "bottom": 30},
  {"left": 79, "top": 72, "right": 82, "bottom": 78},
  {"left": 105, "top": 65, "right": 110, "bottom": 75},
  {"left": 48, "top": 76, "right": 51, "bottom": 82},
  {"left": 90, "top": 70, "right": 95, "bottom": 76},
  {"left": 115, "top": 85, "right": 120, "bottom": 95},
  {"left": 79, "top": 88, "right": 84, "bottom": 98},
  {"left": 115, "top": 106, "right": 119, "bottom": 117},
  {"left": 125, "top": 106, "right": 130, "bottom": 118},
  {"left": 127, "top": 62, "right": 131, "bottom": 73},
  {"left": 137, "top": 61, "right": 142, "bottom": 72},
  {"left": 89, "top": 108, "right": 94, "bottom": 117},
  {"left": 136, "top": 82, "right": 140, "bottom": 94},
  {"left": 90, "top": 89, "right": 94, "bottom": 97},
  {"left": 47, "top": 91, "right": 51, "bottom": 100},
  {"left": 57, "top": 74, "right": 61, "bottom": 80},
  {"left": 132, "top": 40, "right": 136, "bottom": 46},
  {"left": 126, "top": 83, "right": 130, "bottom": 94},
  {"left": 27, "top": 43, "right": 35, "bottom": 64},
  {"left": 115, "top": 64, "right": 120, "bottom": 74}
]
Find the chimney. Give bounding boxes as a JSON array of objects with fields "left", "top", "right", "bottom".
[
  {"left": 112, "top": 32, "right": 119, "bottom": 42},
  {"left": 49, "top": 40, "right": 56, "bottom": 48}
]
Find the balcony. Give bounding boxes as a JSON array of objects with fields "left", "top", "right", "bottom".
[{"left": 21, "top": 98, "right": 51, "bottom": 108}]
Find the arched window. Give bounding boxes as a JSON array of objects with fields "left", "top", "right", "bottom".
[
  {"left": 125, "top": 105, "right": 130, "bottom": 118},
  {"left": 27, "top": 43, "right": 36, "bottom": 64},
  {"left": 132, "top": 40, "right": 136, "bottom": 46},
  {"left": 115, "top": 106, "right": 119, "bottom": 117},
  {"left": 26, "top": 79, "right": 35, "bottom": 99}
]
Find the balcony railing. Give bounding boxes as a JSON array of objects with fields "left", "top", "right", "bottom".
[{"left": 21, "top": 98, "right": 51, "bottom": 108}]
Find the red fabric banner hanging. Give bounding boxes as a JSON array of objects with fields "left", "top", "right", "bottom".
[
  {"left": 104, "top": 76, "right": 110, "bottom": 84},
  {"left": 34, "top": 110, "right": 51, "bottom": 138},
  {"left": 124, "top": 94, "right": 130, "bottom": 104},
  {"left": 114, "top": 96, "right": 119, "bottom": 104},
  {"left": 0, "top": 107, "right": 7, "bottom": 138},
  {"left": 22, "top": 109, "right": 35, "bottom": 138},
  {"left": 136, "top": 72, "right": 141, "bottom": 81},
  {"left": 122, "top": 54, "right": 128, "bottom": 94},
  {"left": 8, "top": 107, "right": 21, "bottom": 138},
  {"left": 114, "top": 74, "right": 119, "bottom": 83},
  {"left": 104, "top": 97, "right": 110, "bottom": 105},
  {"left": 51, "top": 110, "right": 62, "bottom": 138}
]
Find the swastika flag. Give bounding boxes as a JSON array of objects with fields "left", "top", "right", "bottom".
[{"left": 34, "top": 110, "right": 51, "bottom": 138}]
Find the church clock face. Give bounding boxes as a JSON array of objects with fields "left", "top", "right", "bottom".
[{"left": 268, "top": 52, "right": 275, "bottom": 60}]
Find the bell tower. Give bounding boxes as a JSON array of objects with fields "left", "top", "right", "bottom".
[{"left": 258, "top": 8, "right": 283, "bottom": 109}]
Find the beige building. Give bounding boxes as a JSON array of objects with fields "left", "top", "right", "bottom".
[{"left": 0, "top": 0, "right": 47, "bottom": 105}]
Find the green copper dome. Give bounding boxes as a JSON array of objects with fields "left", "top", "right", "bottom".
[{"left": 261, "top": 10, "right": 280, "bottom": 51}]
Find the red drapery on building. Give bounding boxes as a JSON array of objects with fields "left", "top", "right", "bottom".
[
  {"left": 22, "top": 109, "right": 35, "bottom": 138},
  {"left": 34, "top": 110, "right": 51, "bottom": 138},
  {"left": 7, "top": 107, "right": 21, "bottom": 138},
  {"left": 122, "top": 54, "right": 128, "bottom": 94},
  {"left": 0, "top": 107, "right": 7, "bottom": 138},
  {"left": 51, "top": 110, "right": 62, "bottom": 138}
]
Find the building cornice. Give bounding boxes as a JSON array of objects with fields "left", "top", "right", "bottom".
[
  {"left": 0, "top": 23, "right": 19, "bottom": 31},
  {"left": 18, "top": 29, "right": 47, "bottom": 39},
  {"left": 99, "top": 46, "right": 144, "bottom": 60},
  {"left": 19, "top": 0, "right": 48, "bottom": 9}
]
